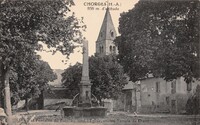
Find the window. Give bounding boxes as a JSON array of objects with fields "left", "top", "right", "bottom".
[
  {"left": 166, "top": 96, "right": 169, "bottom": 105},
  {"left": 110, "top": 46, "right": 112, "bottom": 53},
  {"left": 110, "top": 30, "right": 114, "bottom": 37},
  {"left": 171, "top": 80, "right": 176, "bottom": 94},
  {"left": 156, "top": 82, "right": 160, "bottom": 93},
  {"left": 187, "top": 82, "right": 192, "bottom": 91},
  {"left": 99, "top": 46, "right": 103, "bottom": 53}
]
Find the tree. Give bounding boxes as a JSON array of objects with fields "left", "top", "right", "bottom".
[
  {"left": 0, "top": 0, "right": 83, "bottom": 85},
  {"left": 0, "top": 0, "right": 83, "bottom": 123},
  {"left": 89, "top": 55, "right": 128, "bottom": 102},
  {"left": 61, "top": 62, "right": 82, "bottom": 99},
  {"left": 10, "top": 56, "right": 57, "bottom": 110},
  {"left": 116, "top": 0, "right": 199, "bottom": 83},
  {"left": 186, "top": 85, "right": 200, "bottom": 114},
  {"left": 61, "top": 55, "right": 128, "bottom": 103}
]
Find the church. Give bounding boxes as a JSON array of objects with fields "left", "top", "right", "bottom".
[
  {"left": 95, "top": 8, "right": 118, "bottom": 56},
  {"left": 96, "top": 8, "right": 200, "bottom": 114}
]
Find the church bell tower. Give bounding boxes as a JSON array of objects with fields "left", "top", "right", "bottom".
[{"left": 96, "top": 8, "right": 118, "bottom": 56}]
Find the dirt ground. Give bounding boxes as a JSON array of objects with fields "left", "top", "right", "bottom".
[{"left": 12, "top": 110, "right": 200, "bottom": 125}]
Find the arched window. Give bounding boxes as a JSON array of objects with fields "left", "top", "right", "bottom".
[
  {"left": 102, "top": 46, "right": 104, "bottom": 53},
  {"left": 110, "top": 46, "right": 112, "bottom": 53},
  {"left": 111, "top": 31, "right": 114, "bottom": 37},
  {"left": 110, "top": 30, "right": 114, "bottom": 37}
]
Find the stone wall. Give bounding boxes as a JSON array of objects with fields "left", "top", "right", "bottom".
[
  {"left": 103, "top": 99, "right": 113, "bottom": 112},
  {"left": 113, "top": 94, "right": 125, "bottom": 111}
]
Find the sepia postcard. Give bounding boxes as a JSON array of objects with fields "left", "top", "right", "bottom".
[{"left": 0, "top": 0, "right": 200, "bottom": 125}]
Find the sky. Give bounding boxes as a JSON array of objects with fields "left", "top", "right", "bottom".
[{"left": 37, "top": 0, "right": 139, "bottom": 70}]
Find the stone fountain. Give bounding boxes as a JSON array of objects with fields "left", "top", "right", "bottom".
[{"left": 62, "top": 38, "right": 107, "bottom": 117}]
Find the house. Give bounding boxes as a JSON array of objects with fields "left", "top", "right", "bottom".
[
  {"left": 140, "top": 77, "right": 200, "bottom": 114},
  {"left": 112, "top": 76, "right": 200, "bottom": 114},
  {"left": 113, "top": 81, "right": 141, "bottom": 112}
]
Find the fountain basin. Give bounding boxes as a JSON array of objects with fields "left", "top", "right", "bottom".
[{"left": 63, "top": 106, "right": 107, "bottom": 117}]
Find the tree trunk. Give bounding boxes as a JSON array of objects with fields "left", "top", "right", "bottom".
[
  {"left": 0, "top": 63, "right": 4, "bottom": 108},
  {"left": 0, "top": 94, "right": 4, "bottom": 108},
  {"left": 3, "top": 70, "right": 12, "bottom": 125},
  {"left": 0, "top": 83, "right": 4, "bottom": 108},
  {"left": 25, "top": 98, "right": 29, "bottom": 111}
]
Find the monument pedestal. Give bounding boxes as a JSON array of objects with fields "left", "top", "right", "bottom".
[{"left": 62, "top": 38, "right": 107, "bottom": 118}]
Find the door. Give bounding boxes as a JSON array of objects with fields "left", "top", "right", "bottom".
[
  {"left": 171, "top": 100, "right": 177, "bottom": 114},
  {"left": 125, "top": 91, "right": 132, "bottom": 112}
]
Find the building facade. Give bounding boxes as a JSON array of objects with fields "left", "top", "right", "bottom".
[
  {"left": 115, "top": 81, "right": 141, "bottom": 113},
  {"left": 140, "top": 77, "right": 200, "bottom": 114}
]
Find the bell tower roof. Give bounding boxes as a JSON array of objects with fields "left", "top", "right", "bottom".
[
  {"left": 95, "top": 8, "right": 118, "bottom": 56},
  {"left": 96, "top": 8, "right": 117, "bottom": 42}
]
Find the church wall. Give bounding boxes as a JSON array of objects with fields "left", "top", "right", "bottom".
[
  {"left": 95, "top": 8, "right": 117, "bottom": 57},
  {"left": 96, "top": 39, "right": 118, "bottom": 56},
  {"left": 96, "top": 41, "right": 107, "bottom": 56},
  {"left": 105, "top": 40, "right": 118, "bottom": 55},
  {"left": 96, "top": 42, "right": 100, "bottom": 54}
]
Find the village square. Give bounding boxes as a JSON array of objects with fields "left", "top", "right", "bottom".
[{"left": 1, "top": 0, "right": 200, "bottom": 125}]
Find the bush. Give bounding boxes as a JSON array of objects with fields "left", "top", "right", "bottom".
[{"left": 186, "top": 85, "right": 200, "bottom": 114}]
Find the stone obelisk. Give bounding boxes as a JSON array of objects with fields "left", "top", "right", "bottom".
[{"left": 79, "top": 38, "right": 92, "bottom": 106}]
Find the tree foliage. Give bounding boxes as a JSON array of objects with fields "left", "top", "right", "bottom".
[
  {"left": 116, "top": 0, "right": 199, "bottom": 83},
  {"left": 0, "top": 0, "right": 83, "bottom": 107},
  {"left": 61, "top": 62, "right": 82, "bottom": 99},
  {"left": 89, "top": 55, "right": 128, "bottom": 101},
  {"left": 9, "top": 54, "right": 57, "bottom": 106},
  {"left": 61, "top": 55, "right": 128, "bottom": 101},
  {"left": 0, "top": 0, "right": 82, "bottom": 70},
  {"left": 186, "top": 85, "right": 200, "bottom": 114}
]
